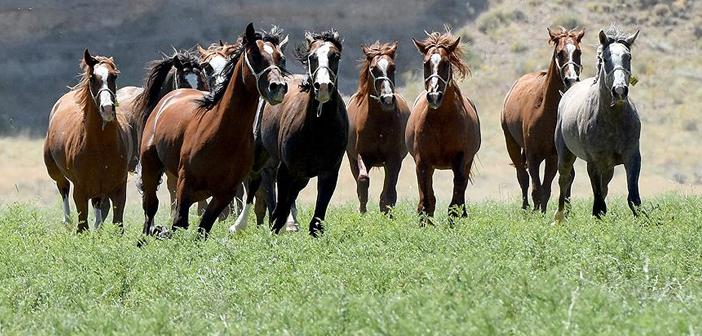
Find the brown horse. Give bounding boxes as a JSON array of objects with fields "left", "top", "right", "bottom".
[
  {"left": 406, "top": 29, "right": 481, "bottom": 223},
  {"left": 347, "top": 41, "right": 410, "bottom": 214},
  {"left": 139, "top": 23, "right": 288, "bottom": 237},
  {"left": 44, "top": 50, "right": 132, "bottom": 232},
  {"left": 501, "top": 27, "right": 584, "bottom": 212}
]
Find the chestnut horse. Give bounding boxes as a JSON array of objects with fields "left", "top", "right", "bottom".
[
  {"left": 44, "top": 50, "right": 132, "bottom": 232},
  {"left": 139, "top": 23, "right": 288, "bottom": 237},
  {"left": 501, "top": 27, "right": 584, "bottom": 212},
  {"left": 406, "top": 30, "right": 481, "bottom": 223},
  {"left": 231, "top": 30, "right": 347, "bottom": 237},
  {"left": 196, "top": 40, "right": 249, "bottom": 219},
  {"left": 347, "top": 41, "right": 410, "bottom": 214}
]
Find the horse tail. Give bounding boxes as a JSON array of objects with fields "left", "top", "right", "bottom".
[{"left": 133, "top": 58, "right": 176, "bottom": 136}]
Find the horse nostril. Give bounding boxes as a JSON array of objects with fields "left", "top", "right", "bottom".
[
  {"left": 268, "top": 82, "right": 279, "bottom": 92},
  {"left": 313, "top": 82, "right": 321, "bottom": 91}
]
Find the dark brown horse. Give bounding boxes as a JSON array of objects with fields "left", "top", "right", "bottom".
[
  {"left": 406, "top": 29, "right": 481, "bottom": 223},
  {"left": 501, "top": 27, "right": 584, "bottom": 212},
  {"left": 44, "top": 50, "right": 132, "bottom": 232},
  {"left": 232, "top": 30, "right": 347, "bottom": 237},
  {"left": 347, "top": 41, "right": 410, "bottom": 214},
  {"left": 139, "top": 23, "right": 289, "bottom": 237}
]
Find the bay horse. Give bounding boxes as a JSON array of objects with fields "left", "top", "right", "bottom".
[
  {"left": 555, "top": 26, "right": 641, "bottom": 222},
  {"left": 139, "top": 23, "right": 289, "bottom": 237},
  {"left": 406, "top": 29, "right": 481, "bottom": 224},
  {"left": 44, "top": 50, "right": 132, "bottom": 232},
  {"left": 232, "top": 30, "right": 347, "bottom": 237},
  {"left": 346, "top": 41, "right": 411, "bottom": 214},
  {"left": 501, "top": 27, "right": 584, "bottom": 212}
]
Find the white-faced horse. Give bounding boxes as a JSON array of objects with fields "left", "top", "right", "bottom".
[{"left": 554, "top": 26, "right": 641, "bottom": 221}]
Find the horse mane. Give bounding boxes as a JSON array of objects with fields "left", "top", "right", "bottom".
[
  {"left": 71, "top": 56, "right": 118, "bottom": 108},
  {"left": 132, "top": 49, "right": 201, "bottom": 129},
  {"left": 417, "top": 27, "right": 470, "bottom": 80},
  {"left": 356, "top": 41, "right": 396, "bottom": 99},
  {"left": 197, "top": 26, "right": 286, "bottom": 109},
  {"left": 293, "top": 29, "right": 343, "bottom": 92},
  {"left": 548, "top": 26, "right": 582, "bottom": 45},
  {"left": 201, "top": 42, "right": 240, "bottom": 63}
]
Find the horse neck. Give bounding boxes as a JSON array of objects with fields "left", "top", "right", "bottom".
[
  {"left": 306, "top": 89, "right": 340, "bottom": 122},
  {"left": 211, "top": 59, "right": 259, "bottom": 133},
  {"left": 544, "top": 48, "right": 565, "bottom": 102},
  {"left": 440, "top": 83, "right": 462, "bottom": 110}
]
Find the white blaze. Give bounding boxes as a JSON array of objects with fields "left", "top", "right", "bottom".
[
  {"left": 94, "top": 65, "right": 113, "bottom": 107},
  {"left": 314, "top": 43, "right": 332, "bottom": 84},
  {"left": 377, "top": 58, "right": 392, "bottom": 93},
  {"left": 209, "top": 55, "right": 228, "bottom": 86},
  {"left": 565, "top": 43, "right": 577, "bottom": 77},
  {"left": 429, "top": 53, "right": 441, "bottom": 89},
  {"left": 263, "top": 44, "right": 274, "bottom": 55}
]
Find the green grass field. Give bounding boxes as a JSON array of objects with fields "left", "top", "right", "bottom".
[{"left": 0, "top": 194, "right": 700, "bottom": 335}]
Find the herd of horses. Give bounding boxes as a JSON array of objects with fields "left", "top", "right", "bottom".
[{"left": 42, "top": 22, "right": 643, "bottom": 240}]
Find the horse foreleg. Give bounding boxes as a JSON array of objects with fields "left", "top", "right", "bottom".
[
  {"left": 540, "top": 155, "right": 558, "bottom": 213},
  {"left": 231, "top": 174, "right": 261, "bottom": 234},
  {"left": 587, "top": 163, "right": 607, "bottom": 218},
  {"left": 356, "top": 154, "right": 370, "bottom": 214},
  {"left": 415, "top": 161, "right": 436, "bottom": 225},
  {"left": 448, "top": 156, "right": 469, "bottom": 219},
  {"left": 197, "top": 195, "right": 232, "bottom": 237},
  {"left": 554, "top": 133, "right": 576, "bottom": 223},
  {"left": 379, "top": 159, "right": 401, "bottom": 216},
  {"left": 526, "top": 155, "right": 544, "bottom": 212},
  {"left": 504, "top": 130, "right": 529, "bottom": 209},
  {"left": 624, "top": 151, "right": 642, "bottom": 216},
  {"left": 166, "top": 172, "right": 178, "bottom": 213},
  {"left": 271, "top": 166, "right": 306, "bottom": 234},
  {"left": 73, "top": 190, "right": 89, "bottom": 233},
  {"left": 310, "top": 170, "right": 340, "bottom": 237},
  {"left": 139, "top": 148, "right": 163, "bottom": 236},
  {"left": 109, "top": 184, "right": 127, "bottom": 234},
  {"left": 172, "top": 173, "right": 193, "bottom": 231}
]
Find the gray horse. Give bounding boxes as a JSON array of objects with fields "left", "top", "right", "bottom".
[{"left": 554, "top": 26, "right": 641, "bottom": 222}]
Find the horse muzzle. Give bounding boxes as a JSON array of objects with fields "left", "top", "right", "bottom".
[
  {"left": 266, "top": 81, "right": 288, "bottom": 105},
  {"left": 379, "top": 94, "right": 396, "bottom": 111},
  {"left": 611, "top": 85, "right": 629, "bottom": 105},
  {"left": 100, "top": 105, "right": 116, "bottom": 122},
  {"left": 426, "top": 91, "right": 443, "bottom": 109},
  {"left": 314, "top": 82, "right": 333, "bottom": 104},
  {"left": 564, "top": 76, "right": 579, "bottom": 89}
]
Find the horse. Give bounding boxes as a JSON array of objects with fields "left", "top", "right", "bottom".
[
  {"left": 198, "top": 40, "right": 241, "bottom": 89},
  {"left": 346, "top": 41, "right": 411, "bottom": 214},
  {"left": 406, "top": 29, "right": 481, "bottom": 224},
  {"left": 231, "top": 29, "right": 348, "bottom": 237},
  {"left": 501, "top": 27, "right": 584, "bottom": 212},
  {"left": 119, "top": 49, "right": 208, "bottom": 174},
  {"left": 44, "top": 50, "right": 132, "bottom": 232},
  {"left": 196, "top": 40, "right": 248, "bottom": 220},
  {"left": 138, "top": 23, "right": 289, "bottom": 237},
  {"left": 554, "top": 26, "right": 641, "bottom": 222}
]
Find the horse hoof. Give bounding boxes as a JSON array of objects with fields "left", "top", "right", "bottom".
[
  {"left": 152, "top": 226, "right": 172, "bottom": 240},
  {"left": 309, "top": 218, "right": 325, "bottom": 238},
  {"left": 285, "top": 222, "right": 300, "bottom": 233},
  {"left": 554, "top": 210, "right": 565, "bottom": 224}
]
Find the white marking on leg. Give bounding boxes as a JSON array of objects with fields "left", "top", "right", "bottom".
[
  {"left": 285, "top": 202, "right": 299, "bottom": 232},
  {"left": 230, "top": 203, "right": 252, "bottom": 234},
  {"left": 63, "top": 196, "right": 71, "bottom": 224}
]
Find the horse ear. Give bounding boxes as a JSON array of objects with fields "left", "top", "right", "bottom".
[
  {"left": 411, "top": 37, "right": 426, "bottom": 54},
  {"left": 172, "top": 55, "right": 182, "bottom": 69},
  {"left": 576, "top": 29, "right": 585, "bottom": 43},
  {"left": 625, "top": 29, "right": 640, "bottom": 47},
  {"left": 244, "top": 22, "right": 256, "bottom": 46},
  {"left": 197, "top": 44, "right": 207, "bottom": 57},
  {"left": 280, "top": 35, "right": 289, "bottom": 51},
  {"left": 305, "top": 31, "right": 315, "bottom": 45},
  {"left": 447, "top": 36, "right": 461, "bottom": 52},
  {"left": 547, "top": 27, "right": 558, "bottom": 43},
  {"left": 598, "top": 29, "right": 610, "bottom": 46},
  {"left": 388, "top": 41, "right": 398, "bottom": 58},
  {"left": 361, "top": 43, "right": 371, "bottom": 57},
  {"left": 219, "top": 39, "right": 224, "bottom": 47},
  {"left": 83, "top": 49, "right": 97, "bottom": 68}
]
